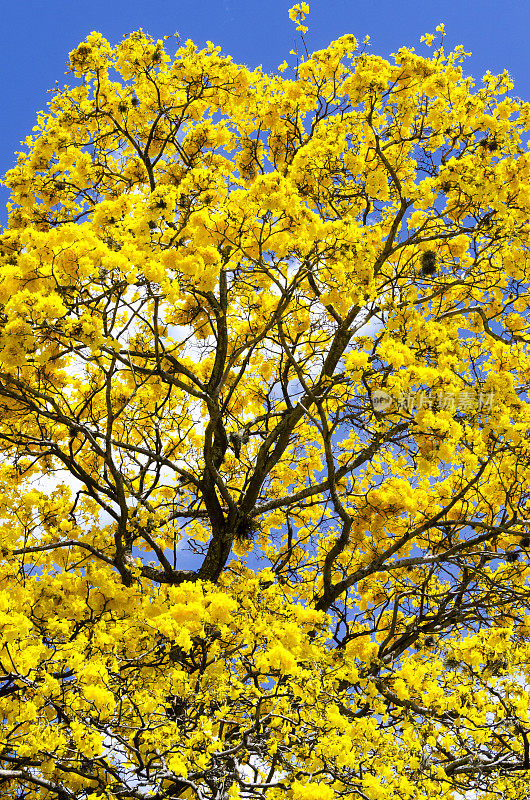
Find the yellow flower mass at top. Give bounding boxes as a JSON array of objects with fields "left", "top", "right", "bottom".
[{"left": 1, "top": 5, "right": 530, "bottom": 798}]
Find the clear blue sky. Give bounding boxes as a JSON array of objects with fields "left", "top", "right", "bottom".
[{"left": 1, "top": 0, "right": 529, "bottom": 211}]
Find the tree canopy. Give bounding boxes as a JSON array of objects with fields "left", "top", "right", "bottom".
[{"left": 2, "top": 7, "right": 530, "bottom": 799}]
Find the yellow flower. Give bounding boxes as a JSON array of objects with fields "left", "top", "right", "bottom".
[
  {"left": 167, "top": 755, "right": 188, "bottom": 777},
  {"left": 292, "top": 781, "right": 334, "bottom": 800}
]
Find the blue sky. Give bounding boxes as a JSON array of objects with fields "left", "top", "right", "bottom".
[{"left": 1, "top": 0, "right": 529, "bottom": 208}]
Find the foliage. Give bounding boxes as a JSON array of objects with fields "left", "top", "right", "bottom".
[{"left": 2, "top": 7, "right": 530, "bottom": 798}]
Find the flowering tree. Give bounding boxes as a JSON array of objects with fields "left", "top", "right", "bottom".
[{"left": 2, "top": 6, "right": 530, "bottom": 798}]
